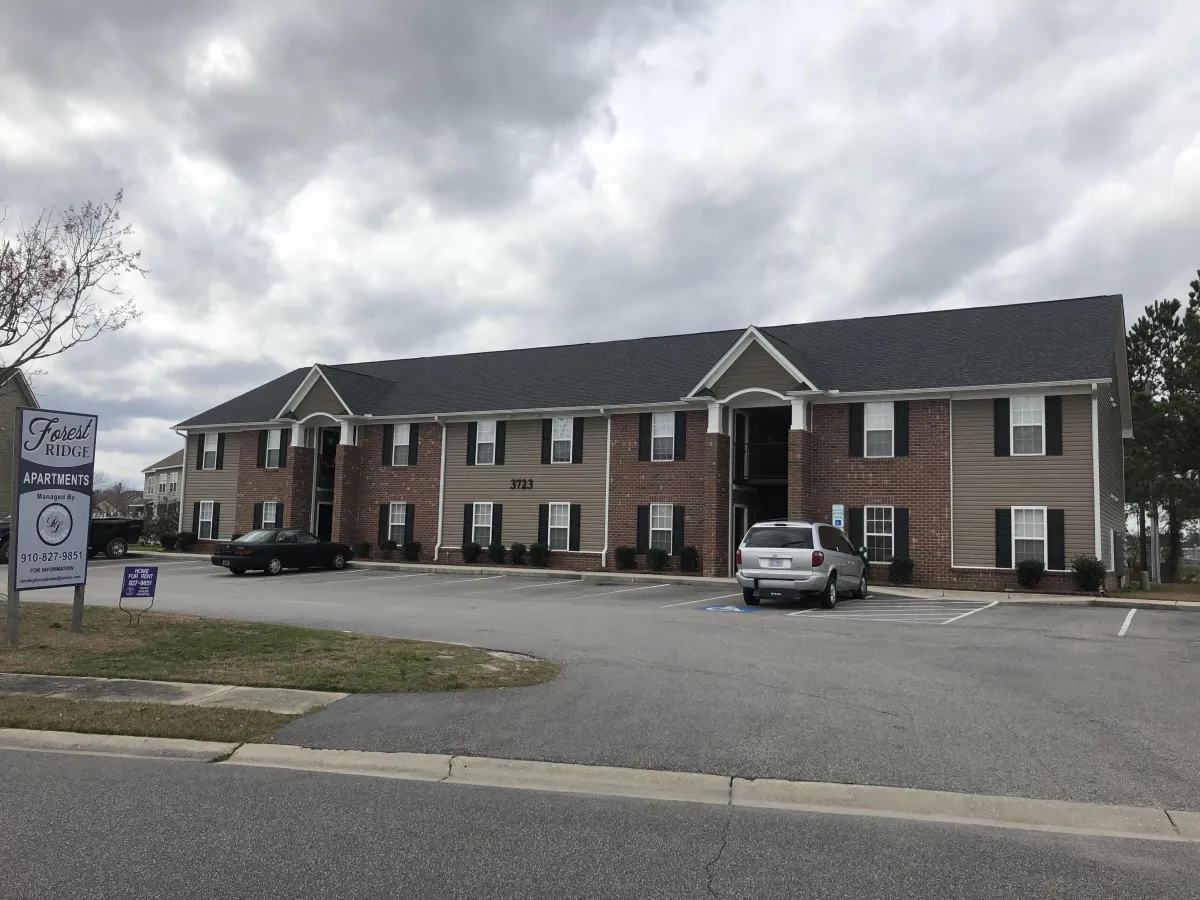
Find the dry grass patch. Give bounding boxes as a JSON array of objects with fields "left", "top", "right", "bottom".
[{"left": 1, "top": 603, "right": 559, "bottom": 693}]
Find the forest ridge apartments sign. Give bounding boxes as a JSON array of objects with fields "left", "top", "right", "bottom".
[{"left": 13, "top": 408, "right": 97, "bottom": 591}]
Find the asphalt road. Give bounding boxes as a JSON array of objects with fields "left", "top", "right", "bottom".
[
  {"left": 11, "top": 555, "right": 1200, "bottom": 810},
  {"left": 4, "top": 750, "right": 1196, "bottom": 900}
]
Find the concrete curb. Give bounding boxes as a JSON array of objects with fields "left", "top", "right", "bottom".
[
  {"left": 226, "top": 744, "right": 451, "bottom": 781},
  {"left": 0, "top": 728, "right": 236, "bottom": 761}
]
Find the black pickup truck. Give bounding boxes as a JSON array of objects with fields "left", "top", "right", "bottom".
[{"left": 0, "top": 516, "right": 144, "bottom": 564}]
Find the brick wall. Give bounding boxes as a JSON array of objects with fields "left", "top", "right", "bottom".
[
  {"left": 331, "top": 444, "right": 363, "bottom": 545},
  {"left": 787, "top": 428, "right": 817, "bottom": 520},
  {"left": 234, "top": 432, "right": 299, "bottom": 533},
  {"left": 287, "top": 447, "right": 314, "bottom": 530}
]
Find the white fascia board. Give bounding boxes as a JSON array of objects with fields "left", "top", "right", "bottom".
[
  {"left": 797, "top": 379, "right": 1109, "bottom": 403},
  {"left": 686, "top": 326, "right": 816, "bottom": 397}
]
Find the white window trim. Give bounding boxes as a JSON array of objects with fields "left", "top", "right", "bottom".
[
  {"left": 864, "top": 402, "right": 895, "bottom": 459},
  {"left": 649, "top": 502, "right": 673, "bottom": 554},
  {"left": 864, "top": 504, "right": 894, "bottom": 564},
  {"left": 475, "top": 420, "right": 497, "bottom": 466},
  {"left": 472, "top": 501, "right": 493, "bottom": 545},
  {"left": 551, "top": 417, "right": 573, "bottom": 464},
  {"left": 198, "top": 501, "right": 215, "bottom": 540},
  {"left": 1011, "top": 505, "right": 1048, "bottom": 567},
  {"left": 202, "top": 433, "right": 218, "bottom": 470},
  {"left": 262, "top": 501, "right": 279, "bottom": 529},
  {"left": 266, "top": 428, "right": 282, "bottom": 469},
  {"left": 548, "top": 501, "right": 571, "bottom": 550},
  {"left": 1010, "top": 395, "right": 1046, "bottom": 456},
  {"left": 651, "top": 413, "right": 675, "bottom": 462},
  {"left": 389, "top": 501, "right": 407, "bottom": 543},
  {"left": 392, "top": 423, "right": 411, "bottom": 467}
]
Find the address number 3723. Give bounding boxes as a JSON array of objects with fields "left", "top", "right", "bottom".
[{"left": 510, "top": 479, "right": 534, "bottom": 490}]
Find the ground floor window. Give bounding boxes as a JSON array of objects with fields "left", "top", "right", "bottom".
[
  {"left": 199, "top": 501, "right": 214, "bottom": 540},
  {"left": 549, "top": 502, "right": 570, "bottom": 550},
  {"left": 1013, "top": 506, "right": 1046, "bottom": 564},
  {"left": 650, "top": 503, "right": 673, "bottom": 553},
  {"left": 262, "top": 501, "right": 279, "bottom": 528},
  {"left": 389, "top": 502, "right": 407, "bottom": 543},
  {"left": 865, "top": 506, "right": 893, "bottom": 562},
  {"left": 473, "top": 502, "right": 493, "bottom": 546}
]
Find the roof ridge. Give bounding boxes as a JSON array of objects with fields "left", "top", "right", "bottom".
[{"left": 764, "top": 294, "right": 1122, "bottom": 331}]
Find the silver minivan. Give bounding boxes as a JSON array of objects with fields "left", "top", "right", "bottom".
[{"left": 735, "top": 520, "right": 868, "bottom": 608}]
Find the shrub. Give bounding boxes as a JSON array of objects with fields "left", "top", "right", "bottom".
[
  {"left": 888, "top": 557, "right": 915, "bottom": 585},
  {"left": 508, "top": 542, "right": 527, "bottom": 565},
  {"left": 401, "top": 541, "right": 422, "bottom": 562},
  {"left": 615, "top": 546, "right": 637, "bottom": 570},
  {"left": 379, "top": 540, "right": 397, "bottom": 560},
  {"left": 487, "top": 542, "right": 506, "bottom": 564},
  {"left": 177, "top": 532, "right": 197, "bottom": 552},
  {"left": 159, "top": 533, "right": 178, "bottom": 551},
  {"left": 461, "top": 542, "right": 482, "bottom": 564},
  {"left": 1072, "top": 555, "right": 1106, "bottom": 592},
  {"left": 353, "top": 541, "right": 372, "bottom": 559},
  {"left": 528, "top": 542, "right": 551, "bottom": 567},
  {"left": 646, "top": 547, "right": 669, "bottom": 571},
  {"left": 679, "top": 545, "right": 700, "bottom": 573},
  {"left": 1015, "top": 558, "right": 1045, "bottom": 589}
]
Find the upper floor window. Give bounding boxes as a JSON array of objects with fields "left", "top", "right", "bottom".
[
  {"left": 551, "top": 417, "right": 573, "bottom": 463},
  {"left": 145, "top": 476, "right": 154, "bottom": 495},
  {"left": 475, "top": 420, "right": 497, "bottom": 465},
  {"left": 266, "top": 429, "right": 282, "bottom": 468},
  {"left": 169, "top": 471, "right": 178, "bottom": 492},
  {"left": 392, "top": 423, "right": 411, "bottom": 466},
  {"left": 1011, "top": 396, "right": 1045, "bottom": 455},
  {"left": 202, "top": 433, "right": 218, "bottom": 470},
  {"left": 864, "top": 402, "right": 894, "bottom": 458},
  {"left": 651, "top": 413, "right": 675, "bottom": 461},
  {"left": 158, "top": 473, "right": 167, "bottom": 493}
]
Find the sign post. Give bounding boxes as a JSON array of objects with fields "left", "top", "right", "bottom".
[{"left": 6, "top": 407, "right": 98, "bottom": 644}]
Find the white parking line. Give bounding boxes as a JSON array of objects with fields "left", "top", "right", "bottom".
[
  {"left": 554, "top": 583, "right": 669, "bottom": 601},
  {"left": 941, "top": 601, "right": 999, "bottom": 624},
  {"left": 659, "top": 592, "right": 741, "bottom": 608},
  {"left": 288, "top": 572, "right": 433, "bottom": 588},
  {"left": 1118, "top": 608, "right": 1136, "bottom": 636},
  {"left": 422, "top": 575, "right": 506, "bottom": 588},
  {"left": 469, "top": 579, "right": 581, "bottom": 595}
]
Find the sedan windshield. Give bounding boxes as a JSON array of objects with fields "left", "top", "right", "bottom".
[
  {"left": 744, "top": 526, "right": 813, "bottom": 549},
  {"left": 235, "top": 530, "right": 275, "bottom": 543}
]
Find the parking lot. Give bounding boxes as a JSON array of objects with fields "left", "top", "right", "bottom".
[{"left": 9, "top": 554, "right": 1200, "bottom": 812}]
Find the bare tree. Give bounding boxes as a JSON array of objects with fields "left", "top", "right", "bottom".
[{"left": 0, "top": 191, "right": 144, "bottom": 385}]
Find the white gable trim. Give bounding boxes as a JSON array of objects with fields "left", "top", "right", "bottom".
[
  {"left": 687, "top": 326, "right": 816, "bottom": 397},
  {"left": 276, "top": 365, "right": 353, "bottom": 418}
]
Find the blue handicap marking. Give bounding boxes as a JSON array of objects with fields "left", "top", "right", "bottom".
[{"left": 699, "top": 605, "right": 763, "bottom": 613}]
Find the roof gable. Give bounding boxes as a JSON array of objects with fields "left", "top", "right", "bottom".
[{"left": 690, "top": 326, "right": 813, "bottom": 399}]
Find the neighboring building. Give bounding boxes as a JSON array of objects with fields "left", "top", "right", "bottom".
[
  {"left": 173, "top": 295, "right": 1133, "bottom": 589},
  {"left": 137, "top": 449, "right": 184, "bottom": 518},
  {"left": 0, "top": 371, "right": 39, "bottom": 518}
]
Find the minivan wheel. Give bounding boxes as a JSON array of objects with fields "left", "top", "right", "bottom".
[
  {"left": 818, "top": 574, "right": 838, "bottom": 609},
  {"left": 743, "top": 587, "right": 759, "bottom": 606},
  {"left": 852, "top": 572, "right": 867, "bottom": 600},
  {"left": 265, "top": 557, "right": 284, "bottom": 576}
]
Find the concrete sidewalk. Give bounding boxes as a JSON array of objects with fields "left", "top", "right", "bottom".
[{"left": 0, "top": 673, "right": 345, "bottom": 715}]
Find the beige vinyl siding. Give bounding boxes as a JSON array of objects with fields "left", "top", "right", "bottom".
[
  {"left": 440, "top": 417, "right": 608, "bottom": 551},
  {"left": 0, "top": 376, "right": 37, "bottom": 517},
  {"left": 293, "top": 378, "right": 347, "bottom": 418},
  {"left": 181, "top": 432, "right": 241, "bottom": 540},
  {"left": 952, "top": 395, "right": 1094, "bottom": 569},
  {"left": 712, "top": 341, "right": 800, "bottom": 399},
  {"left": 1097, "top": 384, "right": 1126, "bottom": 570}
]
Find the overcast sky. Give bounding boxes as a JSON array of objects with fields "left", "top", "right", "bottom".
[{"left": 2, "top": 0, "right": 1198, "bottom": 486}]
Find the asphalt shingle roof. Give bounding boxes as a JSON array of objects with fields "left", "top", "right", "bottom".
[
  {"left": 175, "top": 295, "right": 1123, "bottom": 427},
  {"left": 142, "top": 449, "right": 185, "bottom": 472}
]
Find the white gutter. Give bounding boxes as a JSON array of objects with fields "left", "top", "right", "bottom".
[
  {"left": 602, "top": 412, "right": 611, "bottom": 568},
  {"left": 1092, "top": 385, "right": 1102, "bottom": 560},
  {"left": 434, "top": 417, "right": 447, "bottom": 562},
  {"left": 788, "top": 378, "right": 1111, "bottom": 401}
]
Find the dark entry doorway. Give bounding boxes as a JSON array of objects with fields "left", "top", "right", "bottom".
[{"left": 316, "top": 502, "right": 333, "bottom": 542}]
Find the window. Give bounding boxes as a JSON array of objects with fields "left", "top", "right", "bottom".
[
  {"left": 548, "top": 502, "right": 570, "bottom": 550},
  {"left": 650, "top": 503, "right": 673, "bottom": 553},
  {"left": 865, "top": 506, "right": 894, "bottom": 563},
  {"left": 169, "top": 471, "right": 178, "bottom": 492},
  {"left": 262, "top": 501, "right": 279, "bottom": 528},
  {"left": 303, "top": 427, "right": 316, "bottom": 449},
  {"left": 145, "top": 476, "right": 154, "bottom": 495},
  {"left": 298, "top": 531, "right": 318, "bottom": 544},
  {"left": 158, "top": 473, "right": 167, "bottom": 494},
  {"left": 198, "top": 501, "right": 214, "bottom": 540},
  {"left": 475, "top": 420, "right": 497, "bottom": 465},
  {"left": 651, "top": 413, "right": 674, "bottom": 461},
  {"left": 277, "top": 531, "right": 298, "bottom": 544},
  {"left": 1013, "top": 507, "right": 1046, "bottom": 564},
  {"left": 202, "top": 433, "right": 218, "bottom": 470},
  {"left": 864, "top": 402, "right": 894, "bottom": 458},
  {"left": 392, "top": 423, "right": 411, "bottom": 466},
  {"left": 266, "top": 429, "right": 282, "bottom": 468},
  {"left": 472, "top": 502, "right": 493, "bottom": 546},
  {"left": 551, "top": 417, "right": 573, "bottom": 463},
  {"left": 1011, "top": 396, "right": 1045, "bottom": 455},
  {"left": 388, "top": 502, "right": 407, "bottom": 543},
  {"left": 743, "top": 526, "right": 813, "bottom": 549}
]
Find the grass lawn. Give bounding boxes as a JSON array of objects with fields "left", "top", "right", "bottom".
[{"left": 1, "top": 602, "right": 559, "bottom": 693}]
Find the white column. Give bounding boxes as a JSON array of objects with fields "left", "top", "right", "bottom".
[
  {"left": 707, "top": 402, "right": 725, "bottom": 434},
  {"left": 290, "top": 423, "right": 304, "bottom": 447},
  {"left": 790, "top": 398, "right": 809, "bottom": 431},
  {"left": 339, "top": 419, "right": 356, "bottom": 446}
]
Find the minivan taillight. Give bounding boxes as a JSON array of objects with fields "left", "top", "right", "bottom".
[
  {"left": 735, "top": 548, "right": 742, "bottom": 566},
  {"left": 812, "top": 550, "right": 825, "bottom": 567}
]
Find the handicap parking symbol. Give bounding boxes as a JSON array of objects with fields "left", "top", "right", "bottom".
[{"left": 699, "top": 605, "right": 763, "bottom": 613}]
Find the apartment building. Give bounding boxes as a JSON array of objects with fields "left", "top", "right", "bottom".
[
  {"left": 174, "top": 295, "right": 1132, "bottom": 589},
  {"left": 0, "top": 371, "right": 39, "bottom": 518},
  {"left": 138, "top": 449, "right": 184, "bottom": 516}
]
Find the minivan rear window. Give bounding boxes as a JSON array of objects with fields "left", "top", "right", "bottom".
[{"left": 743, "top": 526, "right": 814, "bottom": 549}]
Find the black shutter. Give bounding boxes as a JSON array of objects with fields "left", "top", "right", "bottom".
[
  {"left": 848, "top": 507, "right": 864, "bottom": 550},
  {"left": 894, "top": 508, "right": 910, "bottom": 561},
  {"left": 1048, "top": 509, "right": 1066, "bottom": 570},
  {"left": 1045, "top": 396, "right": 1063, "bottom": 456},
  {"left": 1113, "top": 530, "right": 1124, "bottom": 576},
  {"left": 995, "top": 509, "right": 1012, "bottom": 568},
  {"left": 572, "top": 417, "right": 585, "bottom": 464},
  {"left": 994, "top": 399, "right": 1010, "bottom": 456},
  {"left": 636, "top": 505, "right": 650, "bottom": 553},
  {"left": 495, "top": 422, "right": 506, "bottom": 465},
  {"left": 537, "top": 504, "right": 549, "bottom": 546},
  {"left": 279, "top": 440, "right": 287, "bottom": 469},
  {"left": 210, "top": 503, "right": 221, "bottom": 540},
  {"left": 379, "top": 503, "right": 390, "bottom": 546},
  {"left": 191, "top": 502, "right": 200, "bottom": 534},
  {"left": 253, "top": 502, "right": 264, "bottom": 530},
  {"left": 408, "top": 424, "right": 419, "bottom": 465},
  {"left": 849, "top": 404, "right": 864, "bottom": 457},
  {"left": 570, "top": 504, "right": 582, "bottom": 551},
  {"left": 492, "top": 504, "right": 503, "bottom": 544},
  {"left": 638, "top": 414, "right": 652, "bottom": 461},
  {"left": 466, "top": 423, "right": 477, "bottom": 466},
  {"left": 382, "top": 425, "right": 394, "bottom": 466},
  {"left": 195, "top": 437, "right": 204, "bottom": 470},
  {"left": 463, "top": 504, "right": 473, "bottom": 544},
  {"left": 894, "top": 402, "right": 910, "bottom": 457},
  {"left": 541, "top": 419, "right": 552, "bottom": 464},
  {"left": 674, "top": 412, "right": 687, "bottom": 461},
  {"left": 276, "top": 503, "right": 285, "bottom": 528},
  {"left": 257, "top": 430, "right": 268, "bottom": 468},
  {"left": 404, "top": 504, "right": 415, "bottom": 546},
  {"left": 215, "top": 433, "right": 226, "bottom": 469},
  {"left": 672, "top": 505, "right": 685, "bottom": 555}
]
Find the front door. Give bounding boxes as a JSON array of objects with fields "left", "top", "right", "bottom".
[
  {"left": 318, "top": 429, "right": 338, "bottom": 490},
  {"left": 316, "top": 503, "right": 333, "bottom": 542}
]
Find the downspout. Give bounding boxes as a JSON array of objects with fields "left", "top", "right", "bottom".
[
  {"left": 434, "top": 416, "right": 446, "bottom": 562},
  {"left": 602, "top": 410, "right": 611, "bottom": 568},
  {"left": 1092, "top": 384, "right": 1102, "bottom": 560}
]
